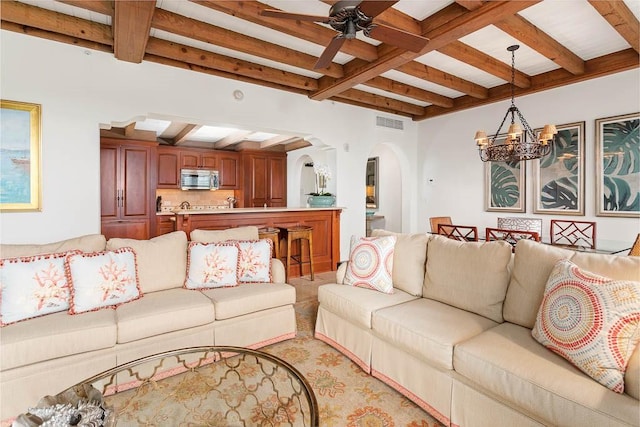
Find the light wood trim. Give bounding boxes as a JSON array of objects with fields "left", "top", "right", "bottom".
[
  {"left": 113, "top": 0, "right": 155, "bottom": 63},
  {"left": 588, "top": 0, "right": 640, "bottom": 53}
]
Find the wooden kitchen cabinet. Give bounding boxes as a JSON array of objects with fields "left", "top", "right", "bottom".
[
  {"left": 157, "top": 146, "right": 180, "bottom": 188},
  {"left": 156, "top": 214, "right": 176, "bottom": 236},
  {"left": 100, "top": 138, "right": 156, "bottom": 239},
  {"left": 242, "top": 151, "right": 287, "bottom": 207},
  {"left": 218, "top": 151, "right": 240, "bottom": 189},
  {"left": 180, "top": 148, "right": 217, "bottom": 169}
]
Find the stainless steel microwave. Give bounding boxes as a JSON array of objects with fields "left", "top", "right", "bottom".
[{"left": 180, "top": 169, "right": 219, "bottom": 190}]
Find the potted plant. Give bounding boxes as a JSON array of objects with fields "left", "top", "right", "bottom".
[{"left": 308, "top": 164, "right": 335, "bottom": 207}]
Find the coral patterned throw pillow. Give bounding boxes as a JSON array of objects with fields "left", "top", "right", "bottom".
[
  {"left": 185, "top": 242, "right": 240, "bottom": 289},
  {"left": 237, "top": 239, "right": 273, "bottom": 283},
  {"left": 0, "top": 251, "right": 79, "bottom": 326},
  {"left": 344, "top": 235, "right": 396, "bottom": 294},
  {"left": 65, "top": 248, "right": 142, "bottom": 314},
  {"left": 532, "top": 259, "right": 640, "bottom": 393}
]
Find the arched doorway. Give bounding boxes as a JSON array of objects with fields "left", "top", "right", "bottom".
[{"left": 367, "top": 144, "right": 402, "bottom": 233}]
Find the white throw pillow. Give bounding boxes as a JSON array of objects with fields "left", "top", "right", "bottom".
[
  {"left": 532, "top": 260, "right": 640, "bottom": 393},
  {"left": 0, "top": 251, "right": 78, "bottom": 326},
  {"left": 66, "top": 248, "right": 142, "bottom": 314},
  {"left": 343, "top": 235, "right": 396, "bottom": 294},
  {"left": 185, "top": 242, "right": 240, "bottom": 289},
  {"left": 237, "top": 239, "right": 272, "bottom": 283}
]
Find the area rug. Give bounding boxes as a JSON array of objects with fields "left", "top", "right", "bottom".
[{"left": 261, "top": 300, "right": 443, "bottom": 427}]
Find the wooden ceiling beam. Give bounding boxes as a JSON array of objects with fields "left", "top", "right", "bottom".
[
  {"left": 113, "top": 0, "right": 155, "bottom": 63},
  {"left": 416, "top": 48, "right": 640, "bottom": 120},
  {"left": 588, "top": 0, "right": 640, "bottom": 53},
  {"left": 57, "top": 0, "right": 113, "bottom": 16},
  {"left": 1, "top": 1, "right": 112, "bottom": 45},
  {"left": 151, "top": 8, "right": 344, "bottom": 79},
  {"left": 145, "top": 37, "right": 318, "bottom": 91},
  {"left": 437, "top": 41, "right": 531, "bottom": 89},
  {"left": 171, "top": 124, "right": 200, "bottom": 146},
  {"left": 309, "top": 1, "right": 538, "bottom": 101},
  {"left": 214, "top": 131, "right": 254, "bottom": 149},
  {"left": 495, "top": 14, "right": 585, "bottom": 75},
  {"left": 363, "top": 76, "right": 453, "bottom": 108},
  {"left": 0, "top": 20, "right": 113, "bottom": 53},
  {"left": 396, "top": 61, "right": 489, "bottom": 99},
  {"left": 333, "top": 89, "right": 425, "bottom": 116},
  {"left": 192, "top": 1, "right": 378, "bottom": 62},
  {"left": 283, "top": 139, "right": 312, "bottom": 152}
]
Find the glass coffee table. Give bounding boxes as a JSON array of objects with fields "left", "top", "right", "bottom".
[{"left": 44, "top": 346, "right": 318, "bottom": 426}]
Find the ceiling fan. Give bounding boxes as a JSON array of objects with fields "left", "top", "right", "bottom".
[{"left": 260, "top": 0, "right": 429, "bottom": 69}]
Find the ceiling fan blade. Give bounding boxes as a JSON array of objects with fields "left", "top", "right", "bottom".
[
  {"left": 367, "top": 23, "right": 429, "bottom": 53},
  {"left": 358, "top": 1, "right": 398, "bottom": 18},
  {"left": 314, "top": 36, "right": 346, "bottom": 69},
  {"left": 260, "top": 8, "right": 330, "bottom": 23}
]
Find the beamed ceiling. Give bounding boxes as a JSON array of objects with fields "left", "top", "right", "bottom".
[{"left": 2, "top": 0, "right": 639, "bottom": 133}]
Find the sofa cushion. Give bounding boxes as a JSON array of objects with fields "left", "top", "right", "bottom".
[
  {"left": 532, "top": 259, "right": 640, "bottom": 393},
  {"left": 318, "top": 283, "right": 417, "bottom": 329},
  {"left": 344, "top": 235, "right": 396, "bottom": 294},
  {"left": 200, "top": 283, "right": 295, "bottom": 320},
  {"left": 373, "top": 298, "right": 498, "bottom": 370},
  {"left": 115, "top": 288, "right": 215, "bottom": 343},
  {"left": 66, "top": 248, "right": 142, "bottom": 314},
  {"left": 423, "top": 235, "right": 512, "bottom": 323},
  {"left": 106, "top": 231, "right": 188, "bottom": 293},
  {"left": 454, "top": 322, "right": 640, "bottom": 427},
  {"left": 0, "top": 309, "right": 116, "bottom": 370},
  {"left": 237, "top": 239, "right": 272, "bottom": 283},
  {"left": 185, "top": 242, "right": 240, "bottom": 289},
  {"left": 190, "top": 226, "right": 259, "bottom": 243},
  {"left": 0, "top": 234, "right": 106, "bottom": 258},
  {"left": 371, "top": 229, "right": 430, "bottom": 296},
  {"left": 1, "top": 251, "right": 77, "bottom": 326},
  {"left": 504, "top": 240, "right": 640, "bottom": 329}
]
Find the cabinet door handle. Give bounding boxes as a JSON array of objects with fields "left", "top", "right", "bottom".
[
  {"left": 116, "top": 189, "right": 121, "bottom": 206},
  {"left": 120, "top": 189, "right": 125, "bottom": 207}
]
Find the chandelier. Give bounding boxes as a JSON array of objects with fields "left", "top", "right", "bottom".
[{"left": 474, "top": 45, "right": 557, "bottom": 162}]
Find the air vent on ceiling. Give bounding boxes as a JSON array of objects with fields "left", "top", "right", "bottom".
[{"left": 376, "top": 116, "right": 404, "bottom": 130}]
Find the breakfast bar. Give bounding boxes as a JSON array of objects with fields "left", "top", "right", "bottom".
[{"left": 173, "top": 207, "right": 342, "bottom": 276}]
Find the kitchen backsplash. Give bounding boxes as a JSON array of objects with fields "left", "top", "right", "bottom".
[{"left": 156, "top": 189, "right": 236, "bottom": 211}]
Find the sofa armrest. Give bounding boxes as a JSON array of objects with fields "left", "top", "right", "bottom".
[
  {"left": 271, "top": 258, "right": 286, "bottom": 283},
  {"left": 336, "top": 262, "right": 347, "bottom": 284}
]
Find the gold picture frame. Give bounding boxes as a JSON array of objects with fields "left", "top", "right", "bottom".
[{"left": 0, "top": 100, "right": 42, "bottom": 211}]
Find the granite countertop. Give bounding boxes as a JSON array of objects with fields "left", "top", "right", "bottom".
[{"left": 157, "top": 206, "right": 342, "bottom": 215}]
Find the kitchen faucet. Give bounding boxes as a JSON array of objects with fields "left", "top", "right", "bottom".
[{"left": 179, "top": 201, "right": 191, "bottom": 210}]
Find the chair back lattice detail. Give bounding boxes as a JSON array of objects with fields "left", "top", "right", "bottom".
[
  {"left": 550, "top": 220, "right": 596, "bottom": 249},
  {"left": 497, "top": 217, "right": 542, "bottom": 235},
  {"left": 486, "top": 227, "right": 540, "bottom": 251},
  {"left": 438, "top": 224, "right": 478, "bottom": 242},
  {"left": 629, "top": 234, "right": 640, "bottom": 256},
  {"left": 429, "top": 216, "right": 452, "bottom": 233}
]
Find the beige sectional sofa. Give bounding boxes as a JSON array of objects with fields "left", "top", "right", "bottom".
[
  {"left": 0, "top": 227, "right": 296, "bottom": 420},
  {"left": 315, "top": 231, "right": 640, "bottom": 427}
]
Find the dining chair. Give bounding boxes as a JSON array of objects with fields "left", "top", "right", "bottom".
[
  {"left": 486, "top": 227, "right": 540, "bottom": 251},
  {"left": 438, "top": 224, "right": 478, "bottom": 242},
  {"left": 497, "top": 217, "right": 542, "bottom": 235},
  {"left": 550, "top": 220, "right": 596, "bottom": 249},
  {"left": 629, "top": 233, "right": 640, "bottom": 256},
  {"left": 429, "top": 216, "right": 452, "bottom": 233}
]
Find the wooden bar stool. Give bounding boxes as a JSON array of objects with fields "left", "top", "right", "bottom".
[
  {"left": 258, "top": 227, "right": 281, "bottom": 259},
  {"left": 281, "top": 225, "right": 314, "bottom": 282}
]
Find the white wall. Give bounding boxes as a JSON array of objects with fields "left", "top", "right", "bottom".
[
  {"left": 418, "top": 69, "right": 640, "bottom": 245},
  {"left": 0, "top": 31, "right": 420, "bottom": 259},
  {"left": 369, "top": 144, "right": 402, "bottom": 232}
]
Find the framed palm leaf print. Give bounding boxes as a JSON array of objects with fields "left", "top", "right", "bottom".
[
  {"left": 533, "top": 122, "right": 585, "bottom": 215},
  {"left": 595, "top": 112, "right": 639, "bottom": 217},
  {"left": 484, "top": 135, "right": 526, "bottom": 213}
]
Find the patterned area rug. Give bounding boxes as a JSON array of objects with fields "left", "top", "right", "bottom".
[{"left": 261, "top": 300, "right": 443, "bottom": 427}]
